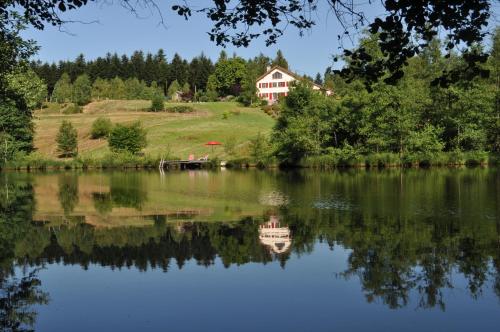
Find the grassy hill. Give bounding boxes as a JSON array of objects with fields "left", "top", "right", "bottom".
[{"left": 34, "top": 100, "right": 275, "bottom": 160}]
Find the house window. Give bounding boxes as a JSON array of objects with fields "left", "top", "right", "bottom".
[
  {"left": 272, "top": 92, "right": 278, "bottom": 100},
  {"left": 272, "top": 82, "right": 277, "bottom": 88},
  {"left": 278, "top": 82, "right": 286, "bottom": 87},
  {"left": 272, "top": 71, "right": 283, "bottom": 79}
]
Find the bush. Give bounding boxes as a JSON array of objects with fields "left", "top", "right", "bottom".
[
  {"left": 108, "top": 122, "right": 147, "bottom": 154},
  {"left": 91, "top": 117, "right": 112, "bottom": 139},
  {"left": 150, "top": 94, "right": 164, "bottom": 112},
  {"left": 261, "top": 104, "right": 281, "bottom": 118},
  {"left": 56, "top": 120, "right": 78, "bottom": 157},
  {"left": 249, "top": 132, "right": 272, "bottom": 166},
  {"left": 165, "top": 105, "right": 194, "bottom": 113},
  {"left": 464, "top": 150, "right": 489, "bottom": 166},
  {"left": 0, "top": 133, "right": 18, "bottom": 166},
  {"left": 62, "top": 103, "right": 82, "bottom": 114}
]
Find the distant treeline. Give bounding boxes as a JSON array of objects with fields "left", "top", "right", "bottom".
[{"left": 29, "top": 49, "right": 297, "bottom": 97}]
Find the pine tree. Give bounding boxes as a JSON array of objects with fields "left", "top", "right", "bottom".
[
  {"left": 314, "top": 73, "right": 323, "bottom": 85},
  {"left": 56, "top": 120, "right": 78, "bottom": 157},
  {"left": 169, "top": 54, "right": 188, "bottom": 85},
  {"left": 272, "top": 50, "right": 289, "bottom": 69}
]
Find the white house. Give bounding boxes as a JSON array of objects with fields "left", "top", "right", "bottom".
[{"left": 256, "top": 65, "right": 332, "bottom": 104}]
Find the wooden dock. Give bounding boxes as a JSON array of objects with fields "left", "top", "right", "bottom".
[{"left": 159, "top": 158, "right": 210, "bottom": 170}]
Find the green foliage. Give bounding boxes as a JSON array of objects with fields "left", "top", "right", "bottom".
[
  {"left": 51, "top": 73, "right": 72, "bottom": 103},
  {"left": 150, "top": 93, "right": 164, "bottom": 112},
  {"left": 249, "top": 132, "right": 272, "bottom": 166},
  {"left": 0, "top": 97, "right": 34, "bottom": 152},
  {"left": 58, "top": 173, "right": 79, "bottom": 215},
  {"left": 272, "top": 50, "right": 289, "bottom": 69},
  {"left": 90, "top": 76, "right": 161, "bottom": 101},
  {"left": 207, "top": 56, "right": 247, "bottom": 96},
  {"left": 56, "top": 120, "right": 78, "bottom": 157},
  {"left": 110, "top": 77, "right": 126, "bottom": 99},
  {"left": 167, "top": 80, "right": 181, "bottom": 99},
  {"left": 61, "top": 103, "right": 81, "bottom": 114},
  {"left": 91, "top": 78, "right": 110, "bottom": 100},
  {"left": 165, "top": 105, "right": 194, "bottom": 113},
  {"left": 72, "top": 74, "right": 92, "bottom": 105},
  {"left": 0, "top": 132, "right": 18, "bottom": 165},
  {"left": 5, "top": 68, "right": 47, "bottom": 110},
  {"left": 273, "top": 83, "right": 333, "bottom": 164},
  {"left": 108, "top": 122, "right": 147, "bottom": 154},
  {"left": 90, "top": 117, "right": 112, "bottom": 139},
  {"left": 272, "top": 32, "right": 500, "bottom": 166}
]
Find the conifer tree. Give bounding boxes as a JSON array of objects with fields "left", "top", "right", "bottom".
[
  {"left": 56, "top": 120, "right": 78, "bottom": 157},
  {"left": 272, "top": 50, "right": 289, "bottom": 69}
]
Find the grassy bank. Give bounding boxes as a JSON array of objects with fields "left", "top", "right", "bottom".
[
  {"left": 300, "top": 151, "right": 500, "bottom": 169},
  {"left": 4, "top": 151, "right": 498, "bottom": 171}
]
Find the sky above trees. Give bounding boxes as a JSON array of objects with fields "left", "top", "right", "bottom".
[{"left": 21, "top": 1, "right": 387, "bottom": 77}]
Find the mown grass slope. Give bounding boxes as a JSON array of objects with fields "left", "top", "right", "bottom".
[{"left": 34, "top": 100, "right": 275, "bottom": 159}]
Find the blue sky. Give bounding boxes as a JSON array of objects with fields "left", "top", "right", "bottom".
[
  {"left": 22, "top": 1, "right": 385, "bottom": 77},
  {"left": 22, "top": 2, "right": 500, "bottom": 77}
]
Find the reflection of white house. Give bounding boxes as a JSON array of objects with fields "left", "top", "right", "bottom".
[
  {"left": 256, "top": 65, "right": 332, "bottom": 104},
  {"left": 259, "top": 215, "right": 292, "bottom": 254}
]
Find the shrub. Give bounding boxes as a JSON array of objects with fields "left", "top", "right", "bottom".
[
  {"left": 222, "top": 111, "right": 229, "bottom": 119},
  {"left": 0, "top": 133, "right": 18, "bottom": 166},
  {"left": 108, "top": 122, "right": 147, "bottom": 154},
  {"left": 165, "top": 105, "right": 194, "bottom": 113},
  {"left": 56, "top": 120, "right": 78, "bottom": 157},
  {"left": 261, "top": 104, "right": 281, "bottom": 118},
  {"left": 249, "top": 132, "right": 272, "bottom": 166},
  {"left": 91, "top": 117, "right": 112, "bottom": 139},
  {"left": 464, "top": 150, "right": 489, "bottom": 166},
  {"left": 62, "top": 103, "right": 82, "bottom": 114},
  {"left": 150, "top": 94, "right": 164, "bottom": 112}
]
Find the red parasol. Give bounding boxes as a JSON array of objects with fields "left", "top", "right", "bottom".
[{"left": 205, "top": 141, "right": 222, "bottom": 152}]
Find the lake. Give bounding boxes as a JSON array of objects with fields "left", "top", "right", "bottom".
[{"left": 1, "top": 168, "right": 499, "bottom": 331}]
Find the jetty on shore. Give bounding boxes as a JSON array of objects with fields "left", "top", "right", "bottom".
[{"left": 159, "top": 158, "right": 211, "bottom": 170}]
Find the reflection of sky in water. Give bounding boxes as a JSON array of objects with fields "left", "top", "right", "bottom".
[
  {"left": 313, "top": 195, "right": 357, "bottom": 211},
  {"left": 259, "top": 190, "right": 289, "bottom": 206},
  {"left": 28, "top": 242, "right": 500, "bottom": 332}
]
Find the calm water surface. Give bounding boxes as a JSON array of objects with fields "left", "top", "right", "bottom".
[{"left": 1, "top": 169, "right": 499, "bottom": 331}]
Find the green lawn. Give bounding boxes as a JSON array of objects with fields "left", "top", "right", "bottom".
[{"left": 34, "top": 100, "right": 275, "bottom": 160}]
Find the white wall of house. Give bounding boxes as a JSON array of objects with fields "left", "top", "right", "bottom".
[
  {"left": 256, "top": 68, "right": 295, "bottom": 103},
  {"left": 256, "top": 67, "right": 331, "bottom": 104}
]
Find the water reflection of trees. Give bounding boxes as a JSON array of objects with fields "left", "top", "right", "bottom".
[
  {"left": 1, "top": 175, "right": 48, "bottom": 331},
  {"left": 0, "top": 269, "right": 49, "bottom": 332},
  {"left": 285, "top": 208, "right": 500, "bottom": 310},
  {"left": 58, "top": 173, "right": 79, "bottom": 215},
  {"left": 2, "top": 170, "right": 500, "bottom": 313}
]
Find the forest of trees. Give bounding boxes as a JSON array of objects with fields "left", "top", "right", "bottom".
[{"left": 29, "top": 49, "right": 301, "bottom": 103}]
